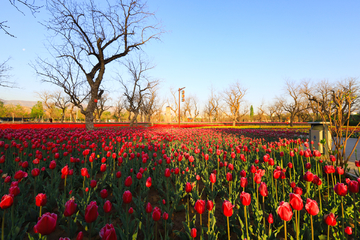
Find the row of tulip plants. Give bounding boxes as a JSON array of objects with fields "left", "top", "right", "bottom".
[{"left": 0, "top": 127, "right": 358, "bottom": 240}]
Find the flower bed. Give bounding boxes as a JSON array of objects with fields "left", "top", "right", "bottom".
[{"left": 0, "top": 127, "right": 358, "bottom": 239}]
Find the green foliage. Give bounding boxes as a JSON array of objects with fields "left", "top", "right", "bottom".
[
  {"left": 250, "top": 105, "right": 254, "bottom": 119},
  {"left": 30, "top": 101, "right": 44, "bottom": 119}
]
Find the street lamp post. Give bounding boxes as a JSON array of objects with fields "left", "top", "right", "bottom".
[{"left": 178, "top": 87, "right": 185, "bottom": 127}]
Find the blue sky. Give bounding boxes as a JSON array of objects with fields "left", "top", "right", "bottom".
[{"left": 1, "top": 0, "right": 359, "bottom": 112}]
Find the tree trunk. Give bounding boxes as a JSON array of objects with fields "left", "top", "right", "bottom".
[
  {"left": 85, "top": 111, "right": 95, "bottom": 130},
  {"left": 130, "top": 113, "right": 139, "bottom": 127},
  {"left": 61, "top": 109, "right": 65, "bottom": 123}
]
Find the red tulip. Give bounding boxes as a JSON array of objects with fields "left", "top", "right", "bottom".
[
  {"left": 104, "top": 200, "right": 112, "bottom": 213},
  {"left": 90, "top": 180, "right": 97, "bottom": 188},
  {"left": 100, "top": 189, "right": 108, "bottom": 199},
  {"left": 125, "top": 176, "right": 132, "bottom": 187},
  {"left": 334, "top": 183, "right": 348, "bottom": 196},
  {"left": 303, "top": 171, "right": 314, "bottom": 182},
  {"left": 206, "top": 200, "right": 214, "bottom": 211},
  {"left": 345, "top": 226, "right": 352, "bottom": 235},
  {"left": 293, "top": 187, "right": 303, "bottom": 195},
  {"left": 226, "top": 172, "right": 233, "bottom": 181},
  {"left": 146, "top": 202, "right": 152, "bottom": 213},
  {"left": 277, "top": 201, "right": 293, "bottom": 221},
  {"left": 33, "top": 212, "right": 57, "bottom": 235},
  {"left": 289, "top": 193, "right": 303, "bottom": 211},
  {"left": 128, "top": 207, "right": 134, "bottom": 214},
  {"left": 336, "top": 167, "right": 344, "bottom": 175},
  {"left": 194, "top": 200, "right": 205, "bottom": 214},
  {"left": 240, "top": 191, "right": 251, "bottom": 206},
  {"left": 163, "top": 212, "right": 169, "bottom": 220},
  {"left": 100, "top": 164, "right": 106, "bottom": 172},
  {"left": 9, "top": 186, "right": 20, "bottom": 196},
  {"left": 152, "top": 207, "right": 161, "bottom": 221},
  {"left": 85, "top": 201, "right": 99, "bottom": 223},
  {"left": 268, "top": 213, "right": 274, "bottom": 224},
  {"left": 349, "top": 180, "right": 359, "bottom": 193},
  {"left": 259, "top": 182, "right": 268, "bottom": 197},
  {"left": 76, "top": 231, "right": 83, "bottom": 240},
  {"left": 240, "top": 177, "right": 248, "bottom": 188},
  {"left": 64, "top": 199, "right": 77, "bottom": 217},
  {"left": 146, "top": 177, "right": 152, "bottom": 188},
  {"left": 305, "top": 198, "right": 319, "bottom": 216},
  {"left": 191, "top": 228, "right": 197, "bottom": 238},
  {"left": 222, "top": 200, "right": 234, "bottom": 217},
  {"left": 123, "top": 190, "right": 132, "bottom": 204},
  {"left": 164, "top": 168, "right": 171, "bottom": 177},
  {"left": 31, "top": 168, "right": 40, "bottom": 177},
  {"left": 49, "top": 160, "right": 56, "bottom": 169},
  {"left": 185, "top": 182, "right": 192, "bottom": 193},
  {"left": 0, "top": 194, "right": 13, "bottom": 209},
  {"left": 324, "top": 212, "right": 337, "bottom": 226},
  {"left": 116, "top": 171, "right": 121, "bottom": 178},
  {"left": 35, "top": 193, "right": 47, "bottom": 207},
  {"left": 81, "top": 168, "right": 88, "bottom": 177},
  {"left": 210, "top": 173, "right": 216, "bottom": 183},
  {"left": 99, "top": 224, "right": 117, "bottom": 240},
  {"left": 14, "top": 170, "right": 27, "bottom": 180},
  {"left": 61, "top": 165, "right": 69, "bottom": 176}
]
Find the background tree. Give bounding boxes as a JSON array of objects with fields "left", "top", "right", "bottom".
[
  {"left": 113, "top": 97, "right": 125, "bottom": 122},
  {"left": 95, "top": 94, "right": 112, "bottom": 122},
  {"left": 222, "top": 81, "right": 247, "bottom": 125},
  {"left": 52, "top": 90, "right": 71, "bottom": 123},
  {"left": 33, "top": 0, "right": 162, "bottom": 130},
  {"left": 0, "top": 58, "right": 15, "bottom": 88},
  {"left": 250, "top": 105, "right": 254, "bottom": 121},
  {"left": 120, "top": 57, "right": 159, "bottom": 126},
  {"left": 36, "top": 91, "right": 55, "bottom": 119},
  {"left": 204, "top": 86, "right": 221, "bottom": 123},
  {"left": 306, "top": 78, "right": 360, "bottom": 167},
  {"left": 281, "top": 79, "right": 309, "bottom": 126},
  {"left": 30, "top": 101, "right": 44, "bottom": 121},
  {"left": 140, "top": 86, "right": 163, "bottom": 124},
  {"left": 256, "top": 100, "right": 266, "bottom": 122}
]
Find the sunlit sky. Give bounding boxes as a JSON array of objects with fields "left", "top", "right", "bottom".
[{"left": 1, "top": 0, "right": 360, "bottom": 112}]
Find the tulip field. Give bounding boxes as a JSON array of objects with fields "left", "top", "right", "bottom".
[{"left": 0, "top": 126, "right": 359, "bottom": 240}]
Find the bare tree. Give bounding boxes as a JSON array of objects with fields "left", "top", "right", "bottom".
[
  {"left": 2, "top": 0, "right": 41, "bottom": 37},
  {"left": 166, "top": 88, "right": 180, "bottom": 122},
  {"left": 204, "top": 86, "right": 222, "bottom": 123},
  {"left": 257, "top": 100, "right": 267, "bottom": 122},
  {"left": 140, "top": 86, "right": 163, "bottom": 124},
  {"left": 32, "top": 0, "right": 162, "bottom": 130},
  {"left": 36, "top": 90, "right": 56, "bottom": 119},
  {"left": 0, "top": 58, "right": 15, "bottom": 88},
  {"left": 281, "top": 79, "right": 309, "bottom": 126},
  {"left": 94, "top": 94, "right": 111, "bottom": 122},
  {"left": 52, "top": 90, "right": 70, "bottom": 123},
  {"left": 307, "top": 78, "right": 360, "bottom": 167},
  {"left": 113, "top": 97, "right": 125, "bottom": 122},
  {"left": 120, "top": 57, "right": 159, "bottom": 126},
  {"left": 222, "top": 81, "right": 247, "bottom": 125}
]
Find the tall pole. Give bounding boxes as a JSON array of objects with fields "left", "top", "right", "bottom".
[{"left": 178, "top": 87, "right": 185, "bottom": 127}]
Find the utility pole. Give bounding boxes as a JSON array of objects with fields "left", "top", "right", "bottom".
[{"left": 178, "top": 87, "right": 185, "bottom": 127}]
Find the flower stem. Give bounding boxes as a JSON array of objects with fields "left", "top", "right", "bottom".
[
  {"left": 244, "top": 205, "right": 249, "bottom": 240},
  {"left": 311, "top": 215, "right": 314, "bottom": 240},
  {"left": 284, "top": 220, "right": 287, "bottom": 240},
  {"left": 200, "top": 213, "right": 202, "bottom": 240},
  {"left": 39, "top": 206, "right": 42, "bottom": 218},
  {"left": 341, "top": 196, "right": 345, "bottom": 240},
  {"left": 227, "top": 216, "right": 230, "bottom": 240}
]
